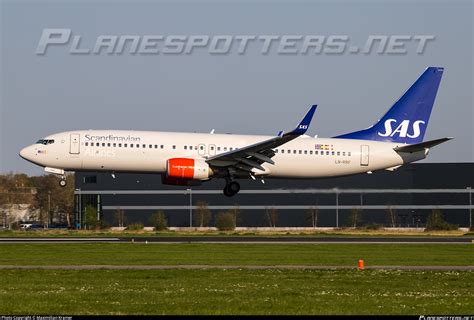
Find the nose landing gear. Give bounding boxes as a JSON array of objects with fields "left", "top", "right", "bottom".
[
  {"left": 59, "top": 177, "right": 67, "bottom": 187},
  {"left": 223, "top": 180, "right": 240, "bottom": 197}
]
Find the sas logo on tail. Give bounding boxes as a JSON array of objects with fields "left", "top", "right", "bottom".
[{"left": 377, "top": 119, "right": 425, "bottom": 138}]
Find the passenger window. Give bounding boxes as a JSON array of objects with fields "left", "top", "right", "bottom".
[
  {"left": 217, "top": 147, "right": 221, "bottom": 151},
  {"left": 293, "top": 150, "right": 296, "bottom": 154},
  {"left": 310, "top": 151, "right": 313, "bottom": 155},
  {"left": 154, "top": 145, "right": 158, "bottom": 149},
  {"left": 337, "top": 151, "right": 340, "bottom": 156},
  {"left": 315, "top": 151, "right": 318, "bottom": 155},
  {"left": 326, "top": 151, "right": 330, "bottom": 155},
  {"left": 184, "top": 146, "right": 187, "bottom": 150},
  {"left": 304, "top": 150, "right": 307, "bottom": 155},
  {"left": 107, "top": 143, "right": 111, "bottom": 147},
  {"left": 348, "top": 152, "right": 351, "bottom": 156},
  {"left": 224, "top": 147, "right": 227, "bottom": 151},
  {"left": 331, "top": 151, "right": 335, "bottom": 155},
  {"left": 281, "top": 150, "right": 284, "bottom": 154},
  {"left": 136, "top": 144, "right": 140, "bottom": 148},
  {"left": 172, "top": 145, "right": 176, "bottom": 149},
  {"left": 211, "top": 146, "right": 214, "bottom": 150},
  {"left": 161, "top": 145, "right": 164, "bottom": 149},
  {"left": 287, "top": 150, "right": 290, "bottom": 154},
  {"left": 119, "top": 143, "right": 122, "bottom": 147},
  {"left": 113, "top": 143, "right": 116, "bottom": 147},
  {"left": 124, "top": 144, "right": 127, "bottom": 147},
  {"left": 85, "top": 142, "right": 89, "bottom": 146},
  {"left": 149, "top": 144, "right": 152, "bottom": 148},
  {"left": 102, "top": 143, "right": 106, "bottom": 147},
  {"left": 275, "top": 149, "right": 278, "bottom": 153},
  {"left": 200, "top": 146, "right": 204, "bottom": 150},
  {"left": 131, "top": 144, "right": 134, "bottom": 148},
  {"left": 342, "top": 152, "right": 346, "bottom": 156}
]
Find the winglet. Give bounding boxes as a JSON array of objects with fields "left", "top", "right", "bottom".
[{"left": 291, "top": 105, "right": 317, "bottom": 135}]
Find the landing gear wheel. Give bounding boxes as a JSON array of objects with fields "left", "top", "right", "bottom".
[
  {"left": 223, "top": 181, "right": 240, "bottom": 197},
  {"left": 59, "top": 179, "right": 67, "bottom": 187}
]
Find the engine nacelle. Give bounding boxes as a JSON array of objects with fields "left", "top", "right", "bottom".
[{"left": 166, "top": 158, "right": 211, "bottom": 180}]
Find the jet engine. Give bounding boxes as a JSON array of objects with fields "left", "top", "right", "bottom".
[{"left": 166, "top": 158, "right": 212, "bottom": 180}]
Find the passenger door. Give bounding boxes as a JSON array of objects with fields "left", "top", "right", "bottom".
[
  {"left": 70, "top": 133, "right": 80, "bottom": 154},
  {"left": 360, "top": 145, "right": 369, "bottom": 166}
]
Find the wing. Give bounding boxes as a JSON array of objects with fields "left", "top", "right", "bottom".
[{"left": 206, "top": 105, "right": 317, "bottom": 176}]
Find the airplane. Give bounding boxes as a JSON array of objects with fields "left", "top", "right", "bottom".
[{"left": 20, "top": 66, "right": 451, "bottom": 197}]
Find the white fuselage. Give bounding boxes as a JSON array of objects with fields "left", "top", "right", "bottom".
[{"left": 20, "top": 130, "right": 427, "bottom": 178}]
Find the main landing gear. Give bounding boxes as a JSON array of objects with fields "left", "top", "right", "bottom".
[{"left": 223, "top": 180, "right": 240, "bottom": 197}]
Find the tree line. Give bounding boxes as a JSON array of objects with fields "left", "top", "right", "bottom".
[{"left": 0, "top": 173, "right": 75, "bottom": 228}]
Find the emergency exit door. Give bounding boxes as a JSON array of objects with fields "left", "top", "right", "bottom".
[
  {"left": 360, "top": 145, "right": 369, "bottom": 166},
  {"left": 70, "top": 134, "right": 80, "bottom": 154}
]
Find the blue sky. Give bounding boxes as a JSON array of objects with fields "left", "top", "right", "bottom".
[{"left": 1, "top": 0, "right": 472, "bottom": 175}]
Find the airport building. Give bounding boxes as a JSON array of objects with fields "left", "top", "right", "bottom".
[{"left": 74, "top": 163, "right": 473, "bottom": 228}]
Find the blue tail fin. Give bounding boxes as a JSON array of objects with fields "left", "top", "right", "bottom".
[{"left": 335, "top": 67, "right": 444, "bottom": 144}]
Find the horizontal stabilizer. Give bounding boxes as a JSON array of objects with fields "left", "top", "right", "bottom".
[{"left": 394, "top": 137, "right": 453, "bottom": 153}]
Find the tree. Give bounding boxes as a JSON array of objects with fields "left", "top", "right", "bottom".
[
  {"left": 84, "top": 205, "right": 99, "bottom": 230},
  {"left": 114, "top": 208, "right": 126, "bottom": 227},
  {"left": 149, "top": 211, "right": 168, "bottom": 231},
  {"left": 194, "top": 201, "right": 211, "bottom": 227},
  {"left": 0, "top": 173, "right": 37, "bottom": 228},
  {"left": 229, "top": 206, "right": 240, "bottom": 228},
  {"left": 265, "top": 207, "right": 278, "bottom": 228},
  {"left": 52, "top": 174, "right": 75, "bottom": 224},
  {"left": 425, "top": 209, "right": 458, "bottom": 231},
  {"left": 215, "top": 211, "right": 236, "bottom": 231},
  {"left": 386, "top": 206, "right": 397, "bottom": 228},
  {"left": 31, "top": 174, "right": 74, "bottom": 225},
  {"left": 307, "top": 206, "right": 319, "bottom": 228},
  {"left": 348, "top": 208, "right": 362, "bottom": 228}
]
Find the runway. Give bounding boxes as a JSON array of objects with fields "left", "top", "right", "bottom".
[{"left": 0, "top": 236, "right": 472, "bottom": 244}]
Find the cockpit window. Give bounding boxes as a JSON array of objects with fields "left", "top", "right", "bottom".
[{"left": 36, "top": 139, "right": 55, "bottom": 145}]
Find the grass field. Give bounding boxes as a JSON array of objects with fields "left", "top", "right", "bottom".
[
  {"left": 0, "top": 243, "right": 473, "bottom": 266},
  {"left": 0, "top": 268, "right": 473, "bottom": 315},
  {"left": 0, "top": 243, "right": 472, "bottom": 315}
]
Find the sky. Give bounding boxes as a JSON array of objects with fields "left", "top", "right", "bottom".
[{"left": 0, "top": 0, "right": 472, "bottom": 176}]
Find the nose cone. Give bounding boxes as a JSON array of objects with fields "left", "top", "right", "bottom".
[{"left": 19, "top": 146, "right": 34, "bottom": 161}]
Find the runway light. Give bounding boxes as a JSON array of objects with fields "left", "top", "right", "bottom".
[{"left": 358, "top": 259, "right": 365, "bottom": 270}]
